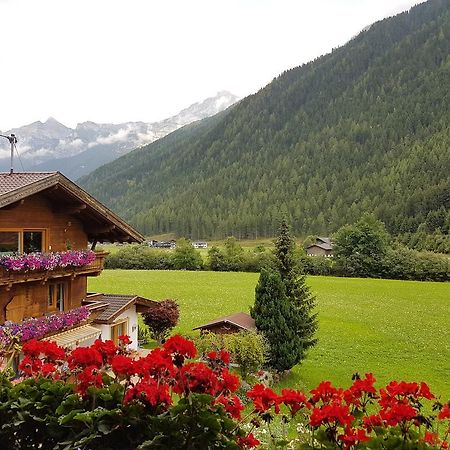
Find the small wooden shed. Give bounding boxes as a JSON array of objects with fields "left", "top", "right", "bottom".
[{"left": 193, "top": 312, "right": 256, "bottom": 335}]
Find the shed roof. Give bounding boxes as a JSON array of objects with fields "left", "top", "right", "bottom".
[
  {"left": 193, "top": 312, "right": 256, "bottom": 332},
  {"left": 306, "top": 243, "right": 333, "bottom": 251},
  {"left": 0, "top": 171, "right": 144, "bottom": 243}
]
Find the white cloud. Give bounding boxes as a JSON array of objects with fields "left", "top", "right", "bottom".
[{"left": 0, "top": 0, "right": 426, "bottom": 130}]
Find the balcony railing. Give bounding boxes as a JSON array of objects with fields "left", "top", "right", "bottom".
[{"left": 0, "top": 251, "right": 107, "bottom": 288}]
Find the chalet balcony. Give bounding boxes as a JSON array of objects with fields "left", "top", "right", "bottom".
[{"left": 0, "top": 251, "right": 107, "bottom": 288}]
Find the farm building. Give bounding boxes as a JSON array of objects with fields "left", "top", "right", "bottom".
[
  {"left": 192, "top": 241, "right": 208, "bottom": 249},
  {"left": 306, "top": 237, "right": 334, "bottom": 257},
  {"left": 0, "top": 171, "right": 156, "bottom": 350}
]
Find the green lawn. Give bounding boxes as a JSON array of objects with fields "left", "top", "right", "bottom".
[{"left": 89, "top": 270, "right": 450, "bottom": 399}]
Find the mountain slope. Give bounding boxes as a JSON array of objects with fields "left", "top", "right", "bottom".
[
  {"left": 81, "top": 0, "right": 450, "bottom": 239},
  {"left": 0, "top": 91, "right": 239, "bottom": 179}
]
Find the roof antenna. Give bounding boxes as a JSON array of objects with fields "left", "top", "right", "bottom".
[{"left": 0, "top": 134, "right": 18, "bottom": 174}]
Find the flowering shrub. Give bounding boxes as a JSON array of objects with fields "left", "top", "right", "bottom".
[
  {"left": 0, "top": 249, "right": 96, "bottom": 272},
  {"left": 0, "top": 306, "right": 90, "bottom": 351},
  {"left": 0, "top": 337, "right": 448, "bottom": 450}
]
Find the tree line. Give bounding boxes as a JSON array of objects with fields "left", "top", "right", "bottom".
[{"left": 105, "top": 215, "right": 449, "bottom": 282}]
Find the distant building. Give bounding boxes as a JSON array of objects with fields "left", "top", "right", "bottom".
[
  {"left": 192, "top": 241, "right": 208, "bottom": 249},
  {"left": 306, "top": 237, "right": 333, "bottom": 257},
  {"left": 149, "top": 240, "right": 176, "bottom": 249},
  {"left": 193, "top": 312, "right": 256, "bottom": 335}
]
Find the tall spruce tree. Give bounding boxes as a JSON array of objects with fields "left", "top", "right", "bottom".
[
  {"left": 274, "top": 218, "right": 318, "bottom": 356},
  {"left": 251, "top": 269, "right": 303, "bottom": 372}
]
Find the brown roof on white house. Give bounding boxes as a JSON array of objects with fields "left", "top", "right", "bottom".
[
  {"left": 193, "top": 312, "right": 256, "bottom": 332},
  {"left": 86, "top": 293, "right": 157, "bottom": 324},
  {"left": 0, "top": 171, "right": 144, "bottom": 243}
]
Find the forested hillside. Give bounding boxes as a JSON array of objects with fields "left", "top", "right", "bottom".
[{"left": 81, "top": 0, "right": 450, "bottom": 239}]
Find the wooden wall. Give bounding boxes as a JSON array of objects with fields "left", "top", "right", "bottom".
[
  {"left": 0, "top": 276, "right": 87, "bottom": 324},
  {"left": 0, "top": 192, "right": 91, "bottom": 324},
  {"left": 0, "top": 193, "right": 88, "bottom": 251}
]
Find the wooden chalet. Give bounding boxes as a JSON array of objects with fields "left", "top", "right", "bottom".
[{"left": 0, "top": 172, "right": 155, "bottom": 349}]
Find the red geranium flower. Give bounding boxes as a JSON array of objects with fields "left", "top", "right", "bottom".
[
  {"left": 41, "top": 362, "right": 57, "bottom": 377},
  {"left": 215, "top": 394, "right": 245, "bottom": 420},
  {"left": 118, "top": 335, "right": 131, "bottom": 345},
  {"left": 69, "top": 347, "right": 103, "bottom": 369},
  {"left": 311, "top": 381, "right": 344, "bottom": 405},
  {"left": 22, "top": 339, "right": 42, "bottom": 357},
  {"left": 338, "top": 427, "right": 370, "bottom": 450},
  {"left": 124, "top": 379, "right": 172, "bottom": 412},
  {"left": 93, "top": 339, "right": 117, "bottom": 362},
  {"left": 174, "top": 362, "right": 219, "bottom": 396},
  {"left": 237, "top": 432, "right": 260, "bottom": 449},
  {"left": 362, "top": 414, "right": 383, "bottom": 432},
  {"left": 343, "top": 373, "right": 377, "bottom": 407},
  {"left": 438, "top": 404, "right": 450, "bottom": 420},
  {"left": 247, "top": 383, "right": 280, "bottom": 414},
  {"left": 76, "top": 366, "right": 103, "bottom": 395},
  {"left": 310, "top": 404, "right": 354, "bottom": 428},
  {"left": 111, "top": 354, "right": 135, "bottom": 378},
  {"left": 218, "top": 368, "right": 240, "bottom": 394},
  {"left": 379, "top": 401, "right": 417, "bottom": 426},
  {"left": 220, "top": 350, "right": 230, "bottom": 365},
  {"left": 163, "top": 335, "right": 197, "bottom": 367},
  {"left": 19, "top": 355, "right": 42, "bottom": 376},
  {"left": 281, "top": 388, "right": 312, "bottom": 416},
  {"left": 41, "top": 341, "right": 65, "bottom": 362},
  {"left": 136, "top": 347, "right": 175, "bottom": 380}
]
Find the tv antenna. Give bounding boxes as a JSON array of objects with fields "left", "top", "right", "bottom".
[{"left": 0, "top": 133, "right": 18, "bottom": 174}]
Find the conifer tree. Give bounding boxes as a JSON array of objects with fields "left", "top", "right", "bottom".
[
  {"left": 250, "top": 269, "right": 303, "bottom": 372},
  {"left": 274, "top": 218, "right": 318, "bottom": 356}
]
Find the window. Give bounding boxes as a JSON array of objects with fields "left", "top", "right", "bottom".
[
  {"left": 0, "top": 229, "right": 46, "bottom": 254},
  {"left": 110, "top": 321, "right": 128, "bottom": 345},
  {"left": 48, "top": 282, "right": 66, "bottom": 311},
  {"left": 0, "top": 231, "right": 19, "bottom": 254},
  {"left": 23, "top": 231, "right": 43, "bottom": 253}
]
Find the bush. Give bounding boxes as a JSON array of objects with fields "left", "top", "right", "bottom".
[
  {"left": 382, "top": 246, "right": 450, "bottom": 281},
  {"left": 105, "top": 244, "right": 174, "bottom": 270},
  {"left": 195, "top": 331, "right": 268, "bottom": 380},
  {"left": 142, "top": 299, "right": 180, "bottom": 344}
]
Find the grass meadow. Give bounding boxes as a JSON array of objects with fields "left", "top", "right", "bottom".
[{"left": 89, "top": 270, "right": 450, "bottom": 399}]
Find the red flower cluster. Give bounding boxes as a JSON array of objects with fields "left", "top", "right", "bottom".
[
  {"left": 247, "top": 383, "right": 280, "bottom": 414},
  {"left": 19, "top": 339, "right": 66, "bottom": 377},
  {"left": 163, "top": 334, "right": 196, "bottom": 367},
  {"left": 76, "top": 366, "right": 103, "bottom": 395},
  {"left": 215, "top": 394, "right": 244, "bottom": 420},
  {"left": 124, "top": 378, "right": 172, "bottom": 412},
  {"left": 343, "top": 373, "right": 377, "bottom": 407},
  {"left": 15, "top": 336, "right": 450, "bottom": 450},
  {"left": 236, "top": 433, "right": 260, "bottom": 449}
]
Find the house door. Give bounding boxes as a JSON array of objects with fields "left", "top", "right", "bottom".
[{"left": 110, "top": 321, "right": 128, "bottom": 345}]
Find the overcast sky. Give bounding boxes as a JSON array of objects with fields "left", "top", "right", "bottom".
[{"left": 0, "top": 0, "right": 425, "bottom": 130}]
